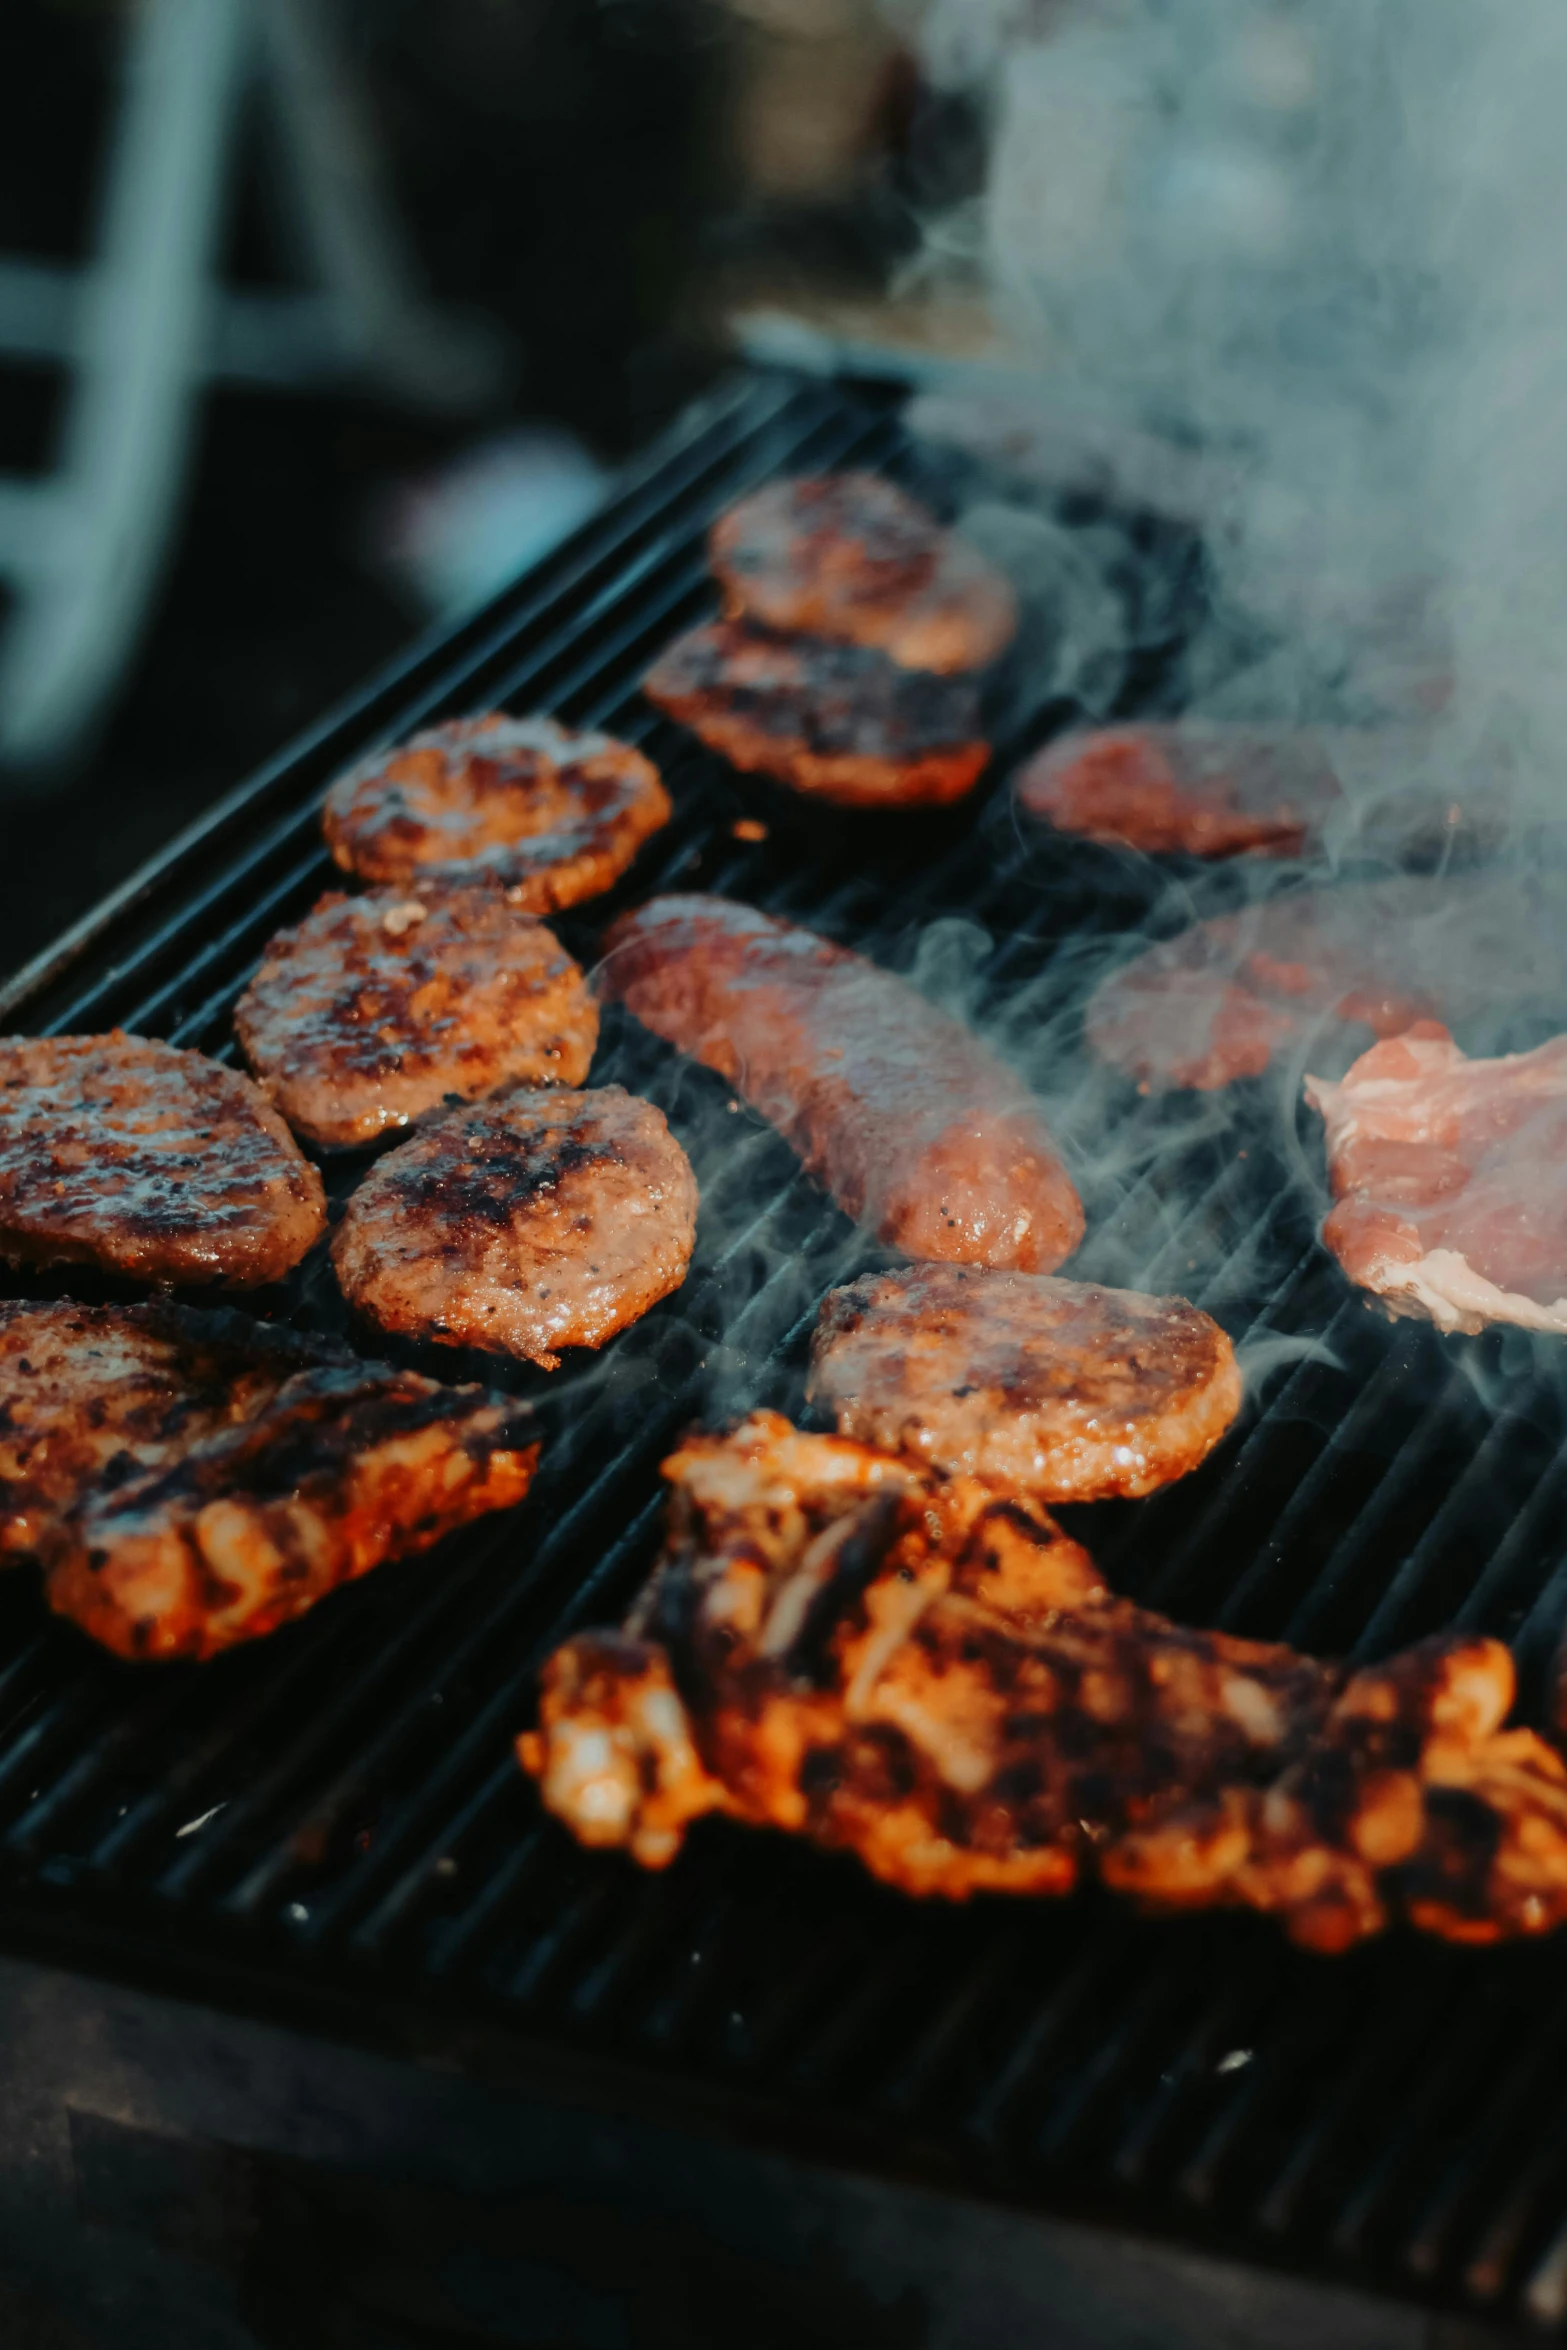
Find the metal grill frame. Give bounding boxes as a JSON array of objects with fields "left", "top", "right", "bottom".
[{"left": 1, "top": 368, "right": 1566, "bottom": 2338}]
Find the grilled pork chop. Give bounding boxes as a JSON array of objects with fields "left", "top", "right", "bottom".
[
  {"left": 332, "top": 1084, "right": 698, "bottom": 1367},
  {"left": 522, "top": 1411, "right": 1338, "bottom": 1892},
  {"left": 643, "top": 619, "right": 989, "bottom": 808},
  {"left": 234, "top": 885, "right": 598, "bottom": 1150},
  {"left": 1017, "top": 723, "right": 1343, "bottom": 859},
  {"left": 322, "top": 714, "right": 672, "bottom": 912},
  {"left": 809, "top": 1265, "right": 1241, "bottom": 1500},
  {"left": 600, "top": 896, "right": 1083, "bottom": 1271},
  {"left": 710, "top": 475, "right": 1017, "bottom": 674},
  {"left": 0, "top": 1034, "right": 326, "bottom": 1285},
  {"left": 1305, "top": 1023, "right": 1567, "bottom": 1334}
]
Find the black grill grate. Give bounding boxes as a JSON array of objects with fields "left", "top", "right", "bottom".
[{"left": 4, "top": 369, "right": 1567, "bottom": 2332}]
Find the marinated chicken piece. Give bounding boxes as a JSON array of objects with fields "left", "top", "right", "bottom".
[
  {"left": 600, "top": 896, "right": 1083, "bottom": 1271},
  {"left": 1305, "top": 1023, "right": 1567, "bottom": 1334},
  {"left": 0, "top": 1033, "right": 326, "bottom": 1286},
  {"left": 0, "top": 1298, "right": 341, "bottom": 1567},
  {"left": 1086, "top": 872, "right": 1567, "bottom": 1093},
  {"left": 322, "top": 714, "right": 672, "bottom": 912},
  {"left": 1017, "top": 723, "right": 1343, "bottom": 859},
  {"left": 809, "top": 1265, "right": 1241, "bottom": 1501},
  {"left": 523, "top": 1411, "right": 1340, "bottom": 1895},
  {"left": 49, "top": 1362, "right": 539, "bottom": 1661},
  {"left": 643, "top": 620, "right": 989, "bottom": 809},
  {"left": 1103, "top": 1636, "right": 1567, "bottom": 1951},
  {"left": 710, "top": 475, "right": 1017, "bottom": 674},
  {"left": 234, "top": 885, "right": 598, "bottom": 1151},
  {"left": 332, "top": 1084, "right": 698, "bottom": 1368}
]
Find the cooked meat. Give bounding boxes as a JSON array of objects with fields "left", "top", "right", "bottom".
[
  {"left": 1017, "top": 723, "right": 1343, "bottom": 858},
  {"left": 600, "top": 896, "right": 1083, "bottom": 1271},
  {"left": 332, "top": 1084, "right": 698, "bottom": 1368},
  {"left": 521, "top": 1410, "right": 1339, "bottom": 1893},
  {"left": 710, "top": 475, "right": 1017, "bottom": 674},
  {"left": 1305, "top": 1022, "right": 1567, "bottom": 1334},
  {"left": 1085, "top": 872, "right": 1567, "bottom": 1093},
  {"left": 0, "top": 1033, "right": 326, "bottom": 1285},
  {"left": 234, "top": 885, "right": 598, "bottom": 1151},
  {"left": 321, "top": 714, "right": 672, "bottom": 912},
  {"left": 525, "top": 1410, "right": 1567, "bottom": 1947},
  {"left": 808, "top": 1265, "right": 1241, "bottom": 1501},
  {"left": 643, "top": 619, "right": 989, "bottom": 809},
  {"left": 0, "top": 1298, "right": 341, "bottom": 1567},
  {"left": 1103, "top": 1635, "right": 1567, "bottom": 1951},
  {"left": 49, "top": 1362, "right": 539, "bottom": 1661}
]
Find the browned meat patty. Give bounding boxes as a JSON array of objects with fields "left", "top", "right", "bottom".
[
  {"left": 234, "top": 886, "right": 598, "bottom": 1151},
  {"left": 0, "top": 1298, "right": 339, "bottom": 1567},
  {"left": 1305, "top": 1022, "right": 1567, "bottom": 1334},
  {"left": 808, "top": 1265, "right": 1241, "bottom": 1500},
  {"left": 600, "top": 896, "right": 1083, "bottom": 1271},
  {"left": 332, "top": 1085, "right": 698, "bottom": 1368},
  {"left": 321, "top": 713, "right": 672, "bottom": 912},
  {"left": 49, "top": 1360, "right": 539, "bottom": 1661},
  {"left": 643, "top": 620, "right": 989, "bottom": 809},
  {"left": 1086, "top": 872, "right": 1567, "bottom": 1093},
  {"left": 0, "top": 1034, "right": 326, "bottom": 1285},
  {"left": 710, "top": 475, "right": 1017, "bottom": 673},
  {"left": 1017, "top": 723, "right": 1343, "bottom": 858}
]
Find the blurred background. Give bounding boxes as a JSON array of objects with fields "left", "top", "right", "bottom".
[{"left": 0, "top": 0, "right": 989, "bottom": 979}]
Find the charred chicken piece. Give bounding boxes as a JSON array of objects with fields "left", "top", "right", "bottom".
[
  {"left": 234, "top": 885, "right": 598, "bottom": 1151},
  {"left": 50, "top": 1362, "right": 539, "bottom": 1661},
  {"left": 522, "top": 1411, "right": 1340, "bottom": 1895},
  {"left": 0, "top": 1033, "right": 326, "bottom": 1286},
  {"left": 1103, "top": 1636, "right": 1567, "bottom": 1951},
  {"left": 0, "top": 1298, "right": 343, "bottom": 1568},
  {"left": 644, "top": 619, "right": 990, "bottom": 809},
  {"left": 809, "top": 1265, "right": 1241, "bottom": 1501},
  {"left": 1017, "top": 723, "right": 1343, "bottom": 859},
  {"left": 332, "top": 1084, "right": 698, "bottom": 1368},
  {"left": 600, "top": 895, "right": 1083, "bottom": 1272},
  {"left": 1306, "top": 1022, "right": 1567, "bottom": 1335},
  {"left": 322, "top": 714, "right": 672, "bottom": 913},
  {"left": 710, "top": 475, "right": 1017, "bottom": 674}
]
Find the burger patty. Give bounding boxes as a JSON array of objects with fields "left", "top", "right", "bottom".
[
  {"left": 600, "top": 895, "right": 1083, "bottom": 1271},
  {"left": 1016, "top": 723, "right": 1343, "bottom": 858},
  {"left": 808, "top": 1264, "right": 1242, "bottom": 1500},
  {"left": 332, "top": 1085, "right": 699, "bottom": 1368},
  {"left": 1305, "top": 1022, "right": 1567, "bottom": 1334},
  {"left": 0, "top": 1298, "right": 341, "bottom": 1567},
  {"left": 0, "top": 1033, "right": 326, "bottom": 1285},
  {"left": 234, "top": 885, "right": 598, "bottom": 1150},
  {"left": 643, "top": 619, "right": 990, "bottom": 808},
  {"left": 1086, "top": 872, "right": 1567, "bottom": 1093},
  {"left": 322, "top": 713, "right": 672, "bottom": 912},
  {"left": 710, "top": 474, "right": 1017, "bottom": 673}
]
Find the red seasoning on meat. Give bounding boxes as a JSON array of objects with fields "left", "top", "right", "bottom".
[
  {"left": 710, "top": 474, "right": 1017, "bottom": 674},
  {"left": 1017, "top": 722, "right": 1343, "bottom": 859},
  {"left": 1306, "top": 1022, "right": 1567, "bottom": 1334},
  {"left": 600, "top": 896, "right": 1083, "bottom": 1272}
]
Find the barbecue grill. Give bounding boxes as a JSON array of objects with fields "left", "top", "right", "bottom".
[{"left": 0, "top": 368, "right": 1562, "bottom": 2347}]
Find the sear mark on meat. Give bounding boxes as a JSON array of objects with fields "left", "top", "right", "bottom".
[
  {"left": 1086, "top": 871, "right": 1567, "bottom": 1094},
  {"left": 322, "top": 713, "right": 672, "bottom": 912},
  {"left": 234, "top": 884, "right": 598, "bottom": 1150},
  {"left": 0, "top": 1033, "right": 326, "bottom": 1286},
  {"left": 1016, "top": 723, "right": 1343, "bottom": 859},
  {"left": 599, "top": 895, "right": 1083, "bottom": 1272},
  {"left": 331, "top": 1084, "right": 698, "bottom": 1368},
  {"left": 643, "top": 619, "right": 990, "bottom": 809},
  {"left": 809, "top": 1264, "right": 1241, "bottom": 1501},
  {"left": 1305, "top": 1021, "right": 1567, "bottom": 1334},
  {"left": 524, "top": 1412, "right": 1567, "bottom": 1946},
  {"left": 710, "top": 474, "right": 1017, "bottom": 675}
]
